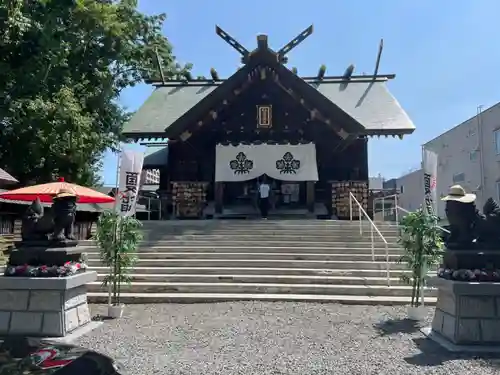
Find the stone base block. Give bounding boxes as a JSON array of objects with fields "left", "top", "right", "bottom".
[
  {"left": 430, "top": 277, "right": 500, "bottom": 346},
  {"left": 8, "top": 244, "right": 90, "bottom": 267},
  {"left": 0, "top": 271, "right": 96, "bottom": 337}
]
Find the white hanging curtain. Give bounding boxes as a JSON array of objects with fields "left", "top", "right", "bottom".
[{"left": 215, "top": 143, "right": 319, "bottom": 182}]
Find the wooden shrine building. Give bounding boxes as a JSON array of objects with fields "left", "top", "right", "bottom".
[{"left": 123, "top": 26, "right": 415, "bottom": 219}]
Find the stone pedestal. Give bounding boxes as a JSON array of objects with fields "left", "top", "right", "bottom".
[
  {"left": 8, "top": 241, "right": 87, "bottom": 267},
  {"left": 430, "top": 277, "right": 500, "bottom": 345},
  {"left": 0, "top": 271, "right": 96, "bottom": 337}
]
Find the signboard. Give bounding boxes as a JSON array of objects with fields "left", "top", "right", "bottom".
[
  {"left": 117, "top": 149, "right": 144, "bottom": 217},
  {"left": 422, "top": 148, "right": 438, "bottom": 216}
]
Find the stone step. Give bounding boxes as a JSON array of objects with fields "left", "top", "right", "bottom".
[
  {"left": 84, "top": 247, "right": 402, "bottom": 255},
  {"left": 87, "top": 292, "right": 435, "bottom": 305},
  {"left": 85, "top": 258, "right": 402, "bottom": 270},
  {"left": 140, "top": 220, "right": 398, "bottom": 227},
  {"left": 139, "top": 228, "right": 398, "bottom": 238},
  {"left": 87, "top": 266, "right": 422, "bottom": 277},
  {"left": 86, "top": 281, "right": 437, "bottom": 297},
  {"left": 84, "top": 243, "right": 401, "bottom": 250},
  {"left": 140, "top": 222, "right": 398, "bottom": 226},
  {"left": 125, "top": 239, "right": 400, "bottom": 246},
  {"left": 96, "top": 273, "right": 406, "bottom": 285},
  {"left": 134, "top": 237, "right": 400, "bottom": 245},
  {"left": 86, "top": 252, "right": 401, "bottom": 262}
]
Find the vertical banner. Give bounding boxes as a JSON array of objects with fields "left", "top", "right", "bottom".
[
  {"left": 118, "top": 149, "right": 144, "bottom": 217},
  {"left": 422, "top": 147, "right": 438, "bottom": 217}
]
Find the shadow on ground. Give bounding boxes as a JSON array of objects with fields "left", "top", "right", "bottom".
[
  {"left": 373, "top": 318, "right": 422, "bottom": 336},
  {"left": 374, "top": 318, "right": 500, "bottom": 370},
  {"left": 92, "top": 314, "right": 114, "bottom": 322},
  {"left": 405, "top": 337, "right": 500, "bottom": 369}
]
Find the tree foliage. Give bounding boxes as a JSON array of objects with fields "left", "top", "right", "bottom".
[
  {"left": 0, "top": 0, "right": 191, "bottom": 186},
  {"left": 94, "top": 210, "right": 142, "bottom": 305},
  {"left": 397, "top": 209, "right": 444, "bottom": 306}
]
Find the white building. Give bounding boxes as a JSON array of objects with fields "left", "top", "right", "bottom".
[
  {"left": 396, "top": 169, "right": 424, "bottom": 213},
  {"left": 396, "top": 102, "right": 500, "bottom": 218},
  {"left": 369, "top": 175, "right": 384, "bottom": 190},
  {"left": 141, "top": 169, "right": 160, "bottom": 185}
]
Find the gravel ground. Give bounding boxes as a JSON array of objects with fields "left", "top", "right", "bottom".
[{"left": 76, "top": 303, "right": 500, "bottom": 375}]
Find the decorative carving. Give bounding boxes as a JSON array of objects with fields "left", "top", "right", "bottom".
[
  {"left": 229, "top": 152, "right": 253, "bottom": 174},
  {"left": 276, "top": 152, "right": 300, "bottom": 174}
]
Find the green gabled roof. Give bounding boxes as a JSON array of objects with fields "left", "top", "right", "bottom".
[
  {"left": 123, "top": 77, "right": 415, "bottom": 139},
  {"left": 312, "top": 78, "right": 415, "bottom": 136},
  {"left": 123, "top": 29, "right": 415, "bottom": 140},
  {"left": 123, "top": 85, "right": 217, "bottom": 138}
]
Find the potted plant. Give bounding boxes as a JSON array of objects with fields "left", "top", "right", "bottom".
[
  {"left": 397, "top": 208, "right": 443, "bottom": 320},
  {"left": 94, "top": 210, "right": 142, "bottom": 318}
]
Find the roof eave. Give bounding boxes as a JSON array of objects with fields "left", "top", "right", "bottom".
[
  {"left": 123, "top": 132, "right": 167, "bottom": 140},
  {"left": 362, "top": 128, "right": 416, "bottom": 137}
]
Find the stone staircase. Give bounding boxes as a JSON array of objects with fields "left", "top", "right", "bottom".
[{"left": 84, "top": 220, "right": 438, "bottom": 305}]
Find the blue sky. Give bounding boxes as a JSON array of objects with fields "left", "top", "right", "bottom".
[{"left": 100, "top": 0, "right": 500, "bottom": 185}]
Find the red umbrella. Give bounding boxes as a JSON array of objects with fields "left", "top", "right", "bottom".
[{"left": 0, "top": 178, "right": 115, "bottom": 204}]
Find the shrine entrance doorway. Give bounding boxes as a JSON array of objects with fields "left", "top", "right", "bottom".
[{"left": 215, "top": 143, "right": 318, "bottom": 216}]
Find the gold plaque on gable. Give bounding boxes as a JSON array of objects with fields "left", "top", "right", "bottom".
[{"left": 257, "top": 105, "right": 272, "bottom": 128}]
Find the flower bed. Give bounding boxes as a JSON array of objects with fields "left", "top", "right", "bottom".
[
  {"left": 3, "top": 261, "right": 87, "bottom": 277},
  {"left": 438, "top": 267, "right": 500, "bottom": 282}
]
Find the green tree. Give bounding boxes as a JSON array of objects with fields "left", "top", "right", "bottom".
[{"left": 0, "top": 0, "right": 191, "bottom": 186}]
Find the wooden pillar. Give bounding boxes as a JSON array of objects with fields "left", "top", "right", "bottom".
[
  {"left": 306, "top": 181, "right": 315, "bottom": 213},
  {"left": 215, "top": 182, "right": 224, "bottom": 214}
]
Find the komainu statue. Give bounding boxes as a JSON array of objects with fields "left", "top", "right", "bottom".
[
  {"left": 51, "top": 188, "right": 77, "bottom": 241},
  {"left": 20, "top": 189, "right": 78, "bottom": 243},
  {"left": 475, "top": 197, "right": 500, "bottom": 248},
  {"left": 21, "top": 198, "right": 53, "bottom": 241},
  {"left": 443, "top": 185, "right": 500, "bottom": 250},
  {"left": 442, "top": 185, "right": 478, "bottom": 249}
]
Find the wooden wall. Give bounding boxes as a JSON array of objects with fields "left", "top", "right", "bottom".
[{"left": 161, "top": 79, "right": 369, "bottom": 202}]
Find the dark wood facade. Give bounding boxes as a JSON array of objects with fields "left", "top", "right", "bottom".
[{"left": 124, "top": 28, "right": 416, "bottom": 219}]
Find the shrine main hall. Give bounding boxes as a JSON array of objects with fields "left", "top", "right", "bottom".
[{"left": 123, "top": 26, "right": 415, "bottom": 220}]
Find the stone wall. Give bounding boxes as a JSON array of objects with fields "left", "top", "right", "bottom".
[
  {"left": 431, "top": 278, "right": 500, "bottom": 345},
  {"left": 0, "top": 271, "right": 96, "bottom": 337}
]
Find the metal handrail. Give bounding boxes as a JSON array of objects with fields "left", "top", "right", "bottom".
[
  {"left": 349, "top": 192, "right": 391, "bottom": 286},
  {"left": 395, "top": 205, "right": 450, "bottom": 234},
  {"left": 372, "top": 194, "right": 451, "bottom": 234}
]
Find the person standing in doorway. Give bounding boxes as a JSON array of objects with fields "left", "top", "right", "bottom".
[{"left": 258, "top": 176, "right": 271, "bottom": 219}]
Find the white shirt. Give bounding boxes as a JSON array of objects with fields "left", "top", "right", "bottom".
[{"left": 259, "top": 183, "right": 270, "bottom": 198}]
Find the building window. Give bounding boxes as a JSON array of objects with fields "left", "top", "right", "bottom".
[
  {"left": 495, "top": 130, "right": 500, "bottom": 154},
  {"left": 470, "top": 150, "right": 478, "bottom": 161},
  {"left": 400, "top": 186, "right": 404, "bottom": 194},
  {"left": 452, "top": 173, "right": 465, "bottom": 184}
]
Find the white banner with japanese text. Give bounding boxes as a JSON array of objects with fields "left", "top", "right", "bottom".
[
  {"left": 422, "top": 148, "right": 438, "bottom": 216},
  {"left": 118, "top": 149, "right": 144, "bottom": 217}
]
